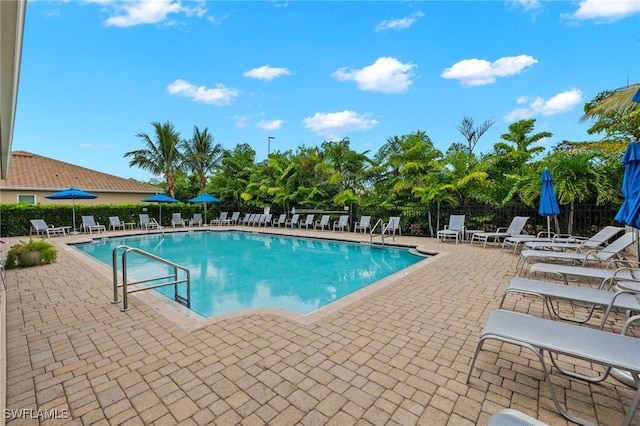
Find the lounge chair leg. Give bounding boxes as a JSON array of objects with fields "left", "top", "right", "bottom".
[
  {"left": 474, "top": 334, "right": 599, "bottom": 426},
  {"left": 622, "top": 374, "right": 640, "bottom": 426}
]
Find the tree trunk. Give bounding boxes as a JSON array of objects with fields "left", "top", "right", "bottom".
[{"left": 568, "top": 201, "right": 575, "bottom": 235}]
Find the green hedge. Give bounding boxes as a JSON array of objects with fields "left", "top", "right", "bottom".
[{"left": 0, "top": 203, "right": 224, "bottom": 237}]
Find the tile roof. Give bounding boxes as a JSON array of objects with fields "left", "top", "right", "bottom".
[{"left": 0, "top": 151, "right": 161, "bottom": 193}]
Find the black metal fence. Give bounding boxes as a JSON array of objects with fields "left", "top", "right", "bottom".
[
  {"left": 354, "top": 203, "right": 622, "bottom": 237},
  {"left": 0, "top": 202, "right": 622, "bottom": 238}
]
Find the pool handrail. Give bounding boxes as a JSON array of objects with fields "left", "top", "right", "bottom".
[{"left": 111, "top": 244, "right": 190, "bottom": 312}]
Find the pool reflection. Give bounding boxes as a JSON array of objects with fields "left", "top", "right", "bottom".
[{"left": 74, "top": 231, "right": 425, "bottom": 317}]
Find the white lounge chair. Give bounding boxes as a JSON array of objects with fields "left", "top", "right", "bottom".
[
  {"left": 171, "top": 212, "right": 186, "bottom": 228},
  {"left": 501, "top": 232, "right": 574, "bottom": 254},
  {"left": 226, "top": 211, "right": 240, "bottom": 225},
  {"left": 300, "top": 214, "right": 315, "bottom": 230},
  {"left": 241, "top": 213, "right": 255, "bottom": 225},
  {"left": 522, "top": 225, "right": 624, "bottom": 252},
  {"left": 437, "top": 215, "right": 464, "bottom": 243},
  {"left": 488, "top": 409, "right": 549, "bottom": 426},
  {"left": 258, "top": 213, "right": 272, "bottom": 227},
  {"left": 251, "top": 214, "right": 265, "bottom": 226},
  {"left": 468, "top": 309, "right": 640, "bottom": 426},
  {"left": 384, "top": 216, "right": 401, "bottom": 236},
  {"left": 29, "top": 219, "right": 67, "bottom": 238},
  {"left": 500, "top": 277, "right": 640, "bottom": 326},
  {"left": 527, "top": 260, "right": 640, "bottom": 286},
  {"left": 333, "top": 215, "right": 349, "bottom": 232},
  {"left": 470, "top": 216, "right": 529, "bottom": 248},
  {"left": 516, "top": 232, "right": 637, "bottom": 275},
  {"left": 354, "top": 216, "right": 371, "bottom": 233},
  {"left": 210, "top": 212, "right": 228, "bottom": 226},
  {"left": 273, "top": 214, "right": 287, "bottom": 227},
  {"left": 81, "top": 216, "right": 106, "bottom": 234},
  {"left": 239, "top": 213, "right": 251, "bottom": 225},
  {"left": 286, "top": 214, "right": 300, "bottom": 229},
  {"left": 108, "top": 216, "right": 134, "bottom": 231},
  {"left": 314, "top": 215, "right": 330, "bottom": 231},
  {"left": 188, "top": 213, "right": 202, "bottom": 227},
  {"left": 139, "top": 214, "right": 160, "bottom": 230}
]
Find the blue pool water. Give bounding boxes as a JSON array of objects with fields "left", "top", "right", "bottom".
[{"left": 75, "top": 231, "right": 425, "bottom": 317}]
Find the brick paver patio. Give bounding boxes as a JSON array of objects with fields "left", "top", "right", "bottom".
[{"left": 2, "top": 227, "right": 638, "bottom": 425}]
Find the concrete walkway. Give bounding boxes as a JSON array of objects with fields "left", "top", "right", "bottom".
[{"left": 2, "top": 227, "right": 638, "bottom": 425}]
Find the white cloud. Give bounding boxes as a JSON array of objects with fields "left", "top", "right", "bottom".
[
  {"left": 233, "top": 115, "right": 250, "bottom": 128},
  {"left": 375, "top": 11, "right": 425, "bottom": 31},
  {"left": 257, "top": 120, "right": 285, "bottom": 130},
  {"left": 303, "top": 110, "right": 378, "bottom": 138},
  {"left": 167, "top": 79, "right": 239, "bottom": 106},
  {"left": 243, "top": 65, "right": 292, "bottom": 81},
  {"left": 565, "top": 0, "right": 640, "bottom": 22},
  {"left": 332, "top": 57, "right": 416, "bottom": 94},
  {"left": 441, "top": 55, "right": 538, "bottom": 87},
  {"left": 84, "top": 0, "right": 207, "bottom": 27},
  {"left": 504, "top": 89, "right": 583, "bottom": 121},
  {"left": 79, "top": 142, "right": 110, "bottom": 149},
  {"left": 507, "top": 0, "right": 542, "bottom": 11}
]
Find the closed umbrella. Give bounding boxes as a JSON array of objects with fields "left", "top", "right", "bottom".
[
  {"left": 614, "top": 141, "right": 640, "bottom": 230},
  {"left": 188, "top": 193, "right": 221, "bottom": 224},
  {"left": 45, "top": 187, "right": 98, "bottom": 234},
  {"left": 539, "top": 169, "right": 560, "bottom": 237},
  {"left": 611, "top": 140, "right": 640, "bottom": 388},
  {"left": 142, "top": 193, "right": 179, "bottom": 225}
]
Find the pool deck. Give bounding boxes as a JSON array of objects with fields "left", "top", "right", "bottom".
[{"left": 2, "top": 226, "right": 638, "bottom": 425}]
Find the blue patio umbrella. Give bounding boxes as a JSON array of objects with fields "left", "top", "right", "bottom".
[
  {"left": 610, "top": 141, "right": 640, "bottom": 388},
  {"left": 614, "top": 141, "right": 640, "bottom": 230},
  {"left": 142, "top": 193, "right": 179, "bottom": 225},
  {"left": 188, "top": 193, "right": 221, "bottom": 224},
  {"left": 539, "top": 169, "right": 560, "bottom": 236},
  {"left": 45, "top": 187, "right": 98, "bottom": 234}
]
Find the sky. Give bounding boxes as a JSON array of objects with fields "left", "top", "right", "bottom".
[{"left": 12, "top": 0, "right": 640, "bottom": 182}]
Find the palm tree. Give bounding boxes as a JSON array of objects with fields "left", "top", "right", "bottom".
[
  {"left": 457, "top": 115, "right": 494, "bottom": 155},
  {"left": 581, "top": 85, "right": 640, "bottom": 141},
  {"left": 545, "top": 151, "right": 619, "bottom": 234},
  {"left": 495, "top": 119, "right": 551, "bottom": 157},
  {"left": 181, "top": 126, "right": 225, "bottom": 193},
  {"left": 581, "top": 83, "right": 639, "bottom": 121},
  {"left": 124, "top": 121, "right": 182, "bottom": 198}
]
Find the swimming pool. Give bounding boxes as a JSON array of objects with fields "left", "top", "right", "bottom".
[{"left": 75, "top": 231, "right": 426, "bottom": 317}]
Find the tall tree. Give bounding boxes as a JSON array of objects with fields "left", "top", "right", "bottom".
[
  {"left": 494, "top": 119, "right": 551, "bottom": 156},
  {"left": 181, "top": 126, "right": 225, "bottom": 193},
  {"left": 209, "top": 143, "right": 256, "bottom": 210},
  {"left": 545, "top": 151, "right": 619, "bottom": 234},
  {"left": 457, "top": 115, "right": 494, "bottom": 155},
  {"left": 372, "top": 131, "right": 442, "bottom": 206},
  {"left": 581, "top": 86, "right": 640, "bottom": 141},
  {"left": 124, "top": 121, "right": 183, "bottom": 198}
]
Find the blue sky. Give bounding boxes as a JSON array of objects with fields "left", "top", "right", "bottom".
[{"left": 13, "top": 0, "right": 640, "bottom": 182}]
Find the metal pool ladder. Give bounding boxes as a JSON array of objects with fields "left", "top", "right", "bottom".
[
  {"left": 369, "top": 219, "right": 386, "bottom": 247},
  {"left": 111, "top": 245, "right": 191, "bottom": 312}
]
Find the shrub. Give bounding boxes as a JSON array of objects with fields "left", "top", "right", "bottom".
[{"left": 5, "top": 238, "right": 58, "bottom": 269}]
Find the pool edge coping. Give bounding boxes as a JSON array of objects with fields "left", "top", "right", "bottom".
[{"left": 63, "top": 230, "right": 446, "bottom": 330}]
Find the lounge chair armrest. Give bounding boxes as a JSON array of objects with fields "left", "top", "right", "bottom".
[
  {"left": 495, "top": 227, "right": 507, "bottom": 233},
  {"left": 536, "top": 231, "right": 554, "bottom": 238},
  {"left": 608, "top": 259, "right": 640, "bottom": 269},
  {"left": 621, "top": 313, "right": 640, "bottom": 335}
]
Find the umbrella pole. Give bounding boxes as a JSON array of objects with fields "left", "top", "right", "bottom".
[
  {"left": 546, "top": 216, "right": 551, "bottom": 238},
  {"left": 204, "top": 203, "right": 207, "bottom": 225},
  {"left": 71, "top": 198, "right": 79, "bottom": 234}
]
